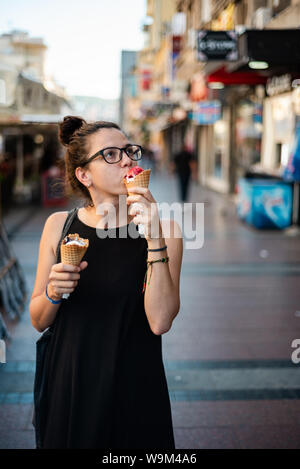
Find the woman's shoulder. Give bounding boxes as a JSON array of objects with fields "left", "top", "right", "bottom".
[{"left": 44, "top": 210, "right": 69, "bottom": 257}]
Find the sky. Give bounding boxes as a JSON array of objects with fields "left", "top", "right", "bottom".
[{"left": 0, "top": 0, "right": 147, "bottom": 99}]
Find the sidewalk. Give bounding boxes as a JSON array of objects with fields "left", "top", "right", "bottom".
[{"left": 0, "top": 171, "right": 300, "bottom": 449}]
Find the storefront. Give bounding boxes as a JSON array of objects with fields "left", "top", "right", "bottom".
[
  {"left": 198, "top": 106, "right": 231, "bottom": 194},
  {"left": 235, "top": 93, "right": 263, "bottom": 176},
  {"left": 262, "top": 77, "right": 298, "bottom": 173},
  {"left": 191, "top": 97, "right": 230, "bottom": 193},
  {"left": 0, "top": 120, "right": 64, "bottom": 211},
  {"left": 196, "top": 28, "right": 300, "bottom": 194},
  {"left": 195, "top": 78, "right": 265, "bottom": 194},
  {"left": 227, "top": 30, "right": 300, "bottom": 178}
]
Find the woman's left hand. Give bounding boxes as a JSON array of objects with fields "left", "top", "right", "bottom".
[{"left": 126, "top": 187, "right": 162, "bottom": 241}]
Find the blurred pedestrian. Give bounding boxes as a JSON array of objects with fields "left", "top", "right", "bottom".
[
  {"left": 29, "top": 116, "right": 183, "bottom": 449},
  {"left": 172, "top": 145, "right": 195, "bottom": 203}
]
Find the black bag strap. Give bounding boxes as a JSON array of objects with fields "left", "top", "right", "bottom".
[
  {"left": 55, "top": 207, "right": 78, "bottom": 263},
  {"left": 46, "top": 207, "right": 78, "bottom": 333}
]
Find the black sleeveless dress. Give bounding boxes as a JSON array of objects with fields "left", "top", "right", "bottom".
[{"left": 41, "top": 211, "right": 175, "bottom": 449}]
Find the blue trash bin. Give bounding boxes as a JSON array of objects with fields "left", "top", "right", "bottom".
[{"left": 237, "top": 178, "right": 293, "bottom": 229}]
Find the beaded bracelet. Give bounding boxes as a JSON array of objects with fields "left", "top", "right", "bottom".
[
  {"left": 147, "top": 245, "right": 167, "bottom": 252},
  {"left": 45, "top": 284, "right": 62, "bottom": 304},
  {"left": 142, "top": 256, "right": 169, "bottom": 294}
]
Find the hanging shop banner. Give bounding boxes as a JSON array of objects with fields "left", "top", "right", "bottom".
[
  {"left": 171, "top": 36, "right": 182, "bottom": 81},
  {"left": 192, "top": 100, "right": 221, "bottom": 125},
  {"left": 141, "top": 69, "right": 152, "bottom": 91},
  {"left": 197, "top": 30, "right": 238, "bottom": 61},
  {"left": 189, "top": 73, "right": 207, "bottom": 102}
]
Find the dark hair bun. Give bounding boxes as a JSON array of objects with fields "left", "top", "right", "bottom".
[{"left": 59, "top": 115, "right": 86, "bottom": 146}]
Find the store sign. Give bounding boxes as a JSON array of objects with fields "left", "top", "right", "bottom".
[
  {"left": 266, "top": 74, "right": 291, "bottom": 96},
  {"left": 197, "top": 31, "right": 238, "bottom": 61},
  {"left": 192, "top": 100, "right": 221, "bottom": 125}
]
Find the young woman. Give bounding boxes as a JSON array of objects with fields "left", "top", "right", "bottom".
[{"left": 29, "top": 116, "right": 183, "bottom": 449}]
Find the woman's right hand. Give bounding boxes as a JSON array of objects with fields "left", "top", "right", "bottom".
[{"left": 47, "top": 261, "right": 88, "bottom": 301}]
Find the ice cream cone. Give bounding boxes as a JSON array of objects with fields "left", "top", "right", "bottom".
[
  {"left": 60, "top": 233, "right": 89, "bottom": 300},
  {"left": 124, "top": 169, "right": 151, "bottom": 195},
  {"left": 60, "top": 233, "right": 89, "bottom": 266},
  {"left": 124, "top": 169, "right": 151, "bottom": 237}
]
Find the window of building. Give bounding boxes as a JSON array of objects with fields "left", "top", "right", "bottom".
[{"left": 0, "top": 79, "right": 6, "bottom": 105}]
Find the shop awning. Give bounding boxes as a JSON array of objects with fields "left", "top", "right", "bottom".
[{"left": 207, "top": 66, "right": 267, "bottom": 85}]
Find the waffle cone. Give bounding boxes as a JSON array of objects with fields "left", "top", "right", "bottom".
[
  {"left": 124, "top": 169, "right": 151, "bottom": 195},
  {"left": 60, "top": 233, "right": 89, "bottom": 266}
]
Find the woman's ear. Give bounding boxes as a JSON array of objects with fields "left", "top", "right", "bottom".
[{"left": 75, "top": 167, "right": 91, "bottom": 188}]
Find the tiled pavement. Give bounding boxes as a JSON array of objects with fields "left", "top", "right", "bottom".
[{"left": 0, "top": 170, "right": 300, "bottom": 449}]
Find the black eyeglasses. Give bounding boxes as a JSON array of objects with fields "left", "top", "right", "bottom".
[{"left": 82, "top": 144, "right": 143, "bottom": 166}]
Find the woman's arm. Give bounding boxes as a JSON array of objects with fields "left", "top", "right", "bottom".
[
  {"left": 144, "top": 219, "right": 183, "bottom": 335},
  {"left": 127, "top": 187, "right": 183, "bottom": 335},
  {"left": 30, "top": 288, "right": 62, "bottom": 333},
  {"left": 29, "top": 212, "right": 88, "bottom": 333},
  {"left": 29, "top": 212, "right": 67, "bottom": 332}
]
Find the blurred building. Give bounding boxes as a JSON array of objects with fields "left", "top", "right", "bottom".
[
  {"left": 72, "top": 95, "right": 119, "bottom": 123},
  {"left": 0, "top": 30, "right": 46, "bottom": 82},
  {"left": 123, "top": 0, "right": 300, "bottom": 193},
  {"left": 0, "top": 30, "right": 72, "bottom": 211},
  {"left": 132, "top": 0, "right": 180, "bottom": 167},
  {"left": 119, "top": 50, "right": 138, "bottom": 134},
  {"left": 0, "top": 30, "right": 70, "bottom": 121},
  {"left": 189, "top": 0, "right": 300, "bottom": 195}
]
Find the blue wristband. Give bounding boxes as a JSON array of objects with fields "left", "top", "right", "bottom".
[{"left": 45, "top": 284, "right": 62, "bottom": 304}]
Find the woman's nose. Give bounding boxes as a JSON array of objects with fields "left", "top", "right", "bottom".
[{"left": 120, "top": 150, "right": 134, "bottom": 167}]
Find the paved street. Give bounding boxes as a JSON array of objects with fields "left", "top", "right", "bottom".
[{"left": 0, "top": 169, "right": 300, "bottom": 449}]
